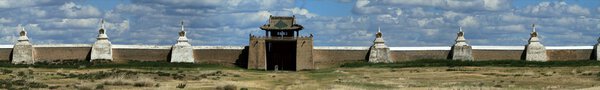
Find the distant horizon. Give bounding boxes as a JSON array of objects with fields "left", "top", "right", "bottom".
[{"left": 0, "top": 0, "right": 599, "bottom": 46}]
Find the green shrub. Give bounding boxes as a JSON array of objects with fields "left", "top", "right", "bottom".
[
  {"left": 0, "top": 69, "right": 12, "bottom": 74},
  {"left": 216, "top": 84, "right": 237, "bottom": 90},
  {"left": 0, "top": 79, "right": 48, "bottom": 89},
  {"left": 95, "top": 84, "right": 104, "bottom": 89},
  {"left": 133, "top": 78, "right": 155, "bottom": 87},
  {"left": 176, "top": 83, "right": 186, "bottom": 89},
  {"left": 27, "top": 82, "right": 48, "bottom": 88}
]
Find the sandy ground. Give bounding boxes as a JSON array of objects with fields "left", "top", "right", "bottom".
[{"left": 1, "top": 66, "right": 600, "bottom": 90}]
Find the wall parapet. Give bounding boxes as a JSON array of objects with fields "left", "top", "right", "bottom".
[
  {"left": 314, "top": 46, "right": 594, "bottom": 51},
  {"left": 0, "top": 45, "right": 597, "bottom": 67},
  {"left": 192, "top": 46, "right": 245, "bottom": 50},
  {"left": 0, "top": 45, "right": 12, "bottom": 48},
  {"left": 0, "top": 45, "right": 593, "bottom": 50}
]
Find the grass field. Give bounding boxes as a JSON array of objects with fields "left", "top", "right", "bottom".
[{"left": 1, "top": 60, "right": 600, "bottom": 90}]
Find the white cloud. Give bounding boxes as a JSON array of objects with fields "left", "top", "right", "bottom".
[
  {"left": 0, "top": 18, "right": 13, "bottom": 23},
  {"left": 375, "top": 0, "right": 510, "bottom": 12},
  {"left": 459, "top": 16, "right": 478, "bottom": 27},
  {"left": 42, "top": 18, "right": 99, "bottom": 28},
  {"left": 394, "top": 8, "right": 403, "bottom": 16},
  {"left": 519, "top": 2, "right": 590, "bottom": 17},
  {"left": 0, "top": 0, "right": 56, "bottom": 9},
  {"left": 59, "top": 2, "right": 102, "bottom": 18},
  {"left": 484, "top": 24, "right": 526, "bottom": 32},
  {"left": 115, "top": 4, "right": 160, "bottom": 14},
  {"left": 22, "top": 8, "right": 47, "bottom": 17},
  {"left": 0, "top": 0, "right": 598, "bottom": 46},
  {"left": 353, "top": 0, "right": 384, "bottom": 14},
  {"left": 284, "top": 8, "right": 317, "bottom": 18},
  {"left": 482, "top": 0, "right": 509, "bottom": 11}
]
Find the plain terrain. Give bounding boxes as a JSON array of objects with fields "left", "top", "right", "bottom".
[{"left": 1, "top": 60, "right": 600, "bottom": 90}]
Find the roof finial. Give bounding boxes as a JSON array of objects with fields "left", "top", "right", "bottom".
[
  {"left": 459, "top": 27, "right": 463, "bottom": 32},
  {"left": 532, "top": 24, "right": 536, "bottom": 32},
  {"left": 180, "top": 21, "right": 184, "bottom": 31},
  {"left": 376, "top": 27, "right": 382, "bottom": 38},
  {"left": 101, "top": 19, "right": 105, "bottom": 29},
  {"left": 18, "top": 24, "right": 26, "bottom": 36},
  {"left": 18, "top": 24, "right": 22, "bottom": 31}
]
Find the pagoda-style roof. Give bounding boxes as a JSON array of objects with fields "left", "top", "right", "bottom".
[{"left": 260, "top": 15, "right": 303, "bottom": 31}]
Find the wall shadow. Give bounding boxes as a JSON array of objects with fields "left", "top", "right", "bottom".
[
  {"left": 8, "top": 49, "right": 13, "bottom": 61},
  {"left": 364, "top": 46, "right": 372, "bottom": 62},
  {"left": 520, "top": 45, "right": 527, "bottom": 60},
  {"left": 85, "top": 48, "right": 92, "bottom": 61},
  {"left": 447, "top": 46, "right": 455, "bottom": 59},
  {"left": 234, "top": 46, "right": 249, "bottom": 68},
  {"left": 167, "top": 47, "right": 173, "bottom": 62},
  {"left": 592, "top": 45, "right": 598, "bottom": 60}
]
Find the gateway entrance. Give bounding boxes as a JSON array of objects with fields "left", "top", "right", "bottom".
[
  {"left": 266, "top": 41, "right": 296, "bottom": 70},
  {"left": 248, "top": 15, "right": 314, "bottom": 71}
]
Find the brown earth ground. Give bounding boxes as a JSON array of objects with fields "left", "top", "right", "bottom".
[{"left": 1, "top": 66, "right": 600, "bottom": 90}]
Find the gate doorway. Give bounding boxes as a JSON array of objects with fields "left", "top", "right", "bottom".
[{"left": 266, "top": 41, "right": 296, "bottom": 70}]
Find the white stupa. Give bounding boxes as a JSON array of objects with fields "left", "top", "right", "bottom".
[
  {"left": 12, "top": 25, "right": 35, "bottom": 64},
  {"left": 91, "top": 19, "right": 113, "bottom": 62},
  {"left": 451, "top": 27, "right": 474, "bottom": 61},
  {"left": 170, "top": 21, "right": 195, "bottom": 63},
  {"left": 368, "top": 27, "right": 392, "bottom": 63},
  {"left": 525, "top": 24, "right": 548, "bottom": 61}
]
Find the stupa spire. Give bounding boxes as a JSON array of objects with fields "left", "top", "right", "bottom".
[
  {"left": 181, "top": 21, "right": 185, "bottom": 31},
  {"left": 376, "top": 27, "right": 382, "bottom": 38},
  {"left": 20, "top": 25, "right": 25, "bottom": 36},
  {"left": 177, "top": 21, "right": 189, "bottom": 42},
  {"left": 17, "top": 24, "right": 29, "bottom": 42},
  {"left": 532, "top": 24, "right": 536, "bottom": 32},
  {"left": 101, "top": 19, "right": 105, "bottom": 29},
  {"left": 454, "top": 27, "right": 467, "bottom": 46},
  {"left": 97, "top": 19, "right": 109, "bottom": 40}
]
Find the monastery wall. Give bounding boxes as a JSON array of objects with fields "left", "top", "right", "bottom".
[
  {"left": 313, "top": 47, "right": 369, "bottom": 69},
  {"left": 0, "top": 45, "right": 11, "bottom": 61},
  {"left": 0, "top": 45, "right": 596, "bottom": 68}
]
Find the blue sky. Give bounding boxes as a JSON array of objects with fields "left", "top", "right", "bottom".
[{"left": 0, "top": 0, "right": 599, "bottom": 46}]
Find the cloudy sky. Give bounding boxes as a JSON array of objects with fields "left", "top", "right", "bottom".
[{"left": 0, "top": 0, "right": 599, "bottom": 46}]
